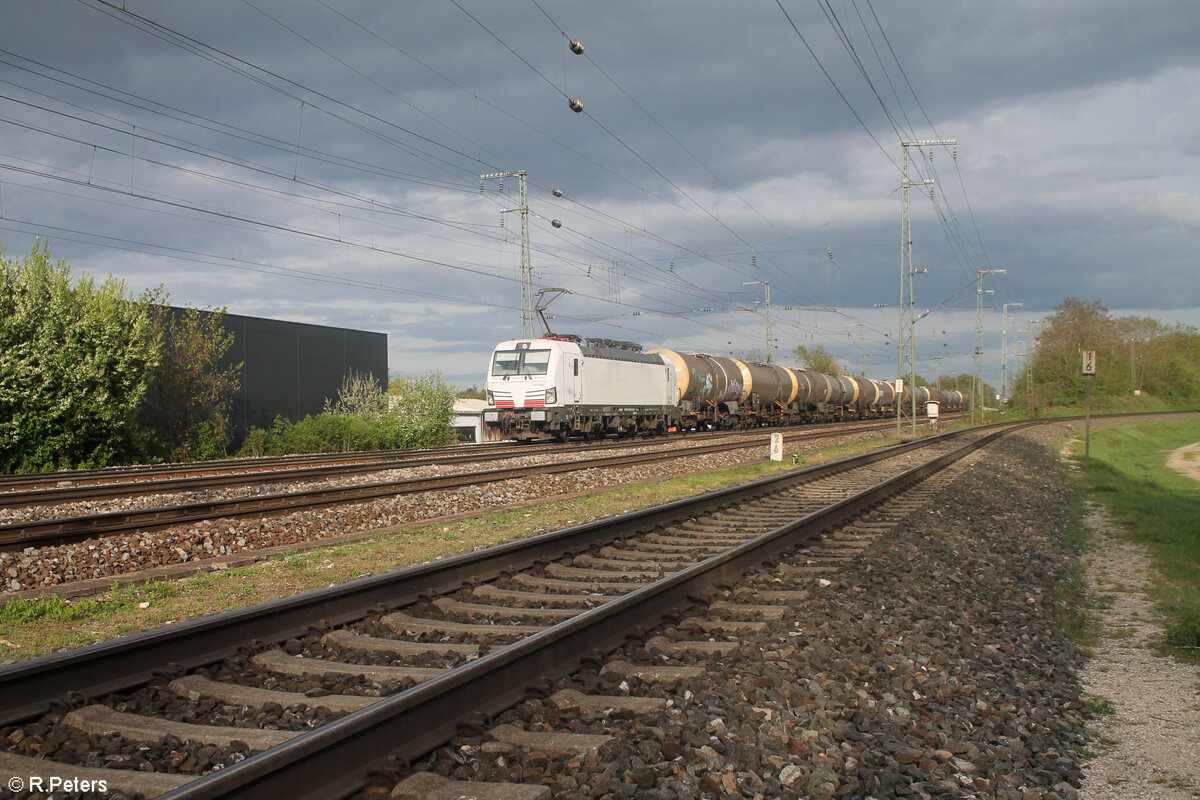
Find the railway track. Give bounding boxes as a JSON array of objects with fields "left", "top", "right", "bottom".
[
  {"left": 0, "top": 418, "right": 918, "bottom": 553},
  {"left": 0, "top": 415, "right": 931, "bottom": 505},
  {"left": 0, "top": 420, "right": 1026, "bottom": 800},
  {"left": 0, "top": 443, "right": 496, "bottom": 494}
]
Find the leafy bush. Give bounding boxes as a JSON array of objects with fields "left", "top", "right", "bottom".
[
  {"left": 325, "top": 369, "right": 388, "bottom": 417},
  {"left": 237, "top": 370, "right": 457, "bottom": 455}
]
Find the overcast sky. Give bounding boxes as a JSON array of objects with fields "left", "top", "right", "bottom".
[{"left": 2, "top": 1, "right": 1197, "bottom": 392}]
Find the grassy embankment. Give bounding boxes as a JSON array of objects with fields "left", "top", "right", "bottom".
[
  {"left": 1072, "top": 416, "right": 1200, "bottom": 656},
  {"left": 0, "top": 434, "right": 898, "bottom": 662},
  {"left": 998, "top": 391, "right": 1182, "bottom": 422}
]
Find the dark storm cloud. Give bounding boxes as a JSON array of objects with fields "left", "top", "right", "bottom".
[{"left": 1, "top": 1, "right": 1197, "bottom": 388}]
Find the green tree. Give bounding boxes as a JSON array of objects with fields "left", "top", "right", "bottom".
[
  {"left": 792, "top": 344, "right": 842, "bottom": 375},
  {"left": 0, "top": 242, "right": 159, "bottom": 472},
  {"left": 1031, "top": 298, "right": 1118, "bottom": 405},
  {"left": 141, "top": 305, "right": 241, "bottom": 462}
]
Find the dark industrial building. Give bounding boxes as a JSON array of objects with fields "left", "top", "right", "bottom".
[{"left": 166, "top": 307, "right": 388, "bottom": 444}]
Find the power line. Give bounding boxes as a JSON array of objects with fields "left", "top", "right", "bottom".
[{"left": 2, "top": 3, "right": 986, "bottom": 362}]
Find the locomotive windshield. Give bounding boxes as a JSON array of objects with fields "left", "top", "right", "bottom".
[{"left": 491, "top": 348, "right": 551, "bottom": 376}]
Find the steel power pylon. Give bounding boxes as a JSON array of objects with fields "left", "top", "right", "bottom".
[
  {"left": 743, "top": 280, "right": 773, "bottom": 363},
  {"left": 1001, "top": 302, "right": 1023, "bottom": 406},
  {"left": 481, "top": 170, "right": 533, "bottom": 338},
  {"left": 973, "top": 268, "right": 1005, "bottom": 424},
  {"left": 898, "top": 139, "right": 955, "bottom": 434}
]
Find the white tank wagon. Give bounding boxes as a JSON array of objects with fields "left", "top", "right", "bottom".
[{"left": 484, "top": 337, "right": 678, "bottom": 442}]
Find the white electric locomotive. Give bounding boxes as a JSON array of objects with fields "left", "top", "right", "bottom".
[{"left": 484, "top": 337, "right": 678, "bottom": 442}]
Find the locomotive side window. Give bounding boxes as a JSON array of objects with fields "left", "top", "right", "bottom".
[{"left": 491, "top": 348, "right": 552, "bottom": 376}]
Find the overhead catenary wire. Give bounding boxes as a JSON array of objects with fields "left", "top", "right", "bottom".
[
  {"left": 451, "top": 0, "right": 842, "bottom": 309},
  {"left": 777, "top": 0, "right": 994, "bottom": 285},
  {"left": 70, "top": 1, "right": 803, "bottom": 320},
  {"left": 28, "top": 4, "right": 748, "bottom": 314},
  {"left": 2, "top": 3, "right": 991, "bottom": 366}
]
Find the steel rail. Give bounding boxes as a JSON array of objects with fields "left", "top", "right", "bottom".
[
  {"left": 0, "top": 419, "right": 915, "bottom": 551},
  {"left": 160, "top": 421, "right": 1033, "bottom": 800},
  {"left": 0, "top": 415, "right": 918, "bottom": 502},
  {"left": 0, "top": 438, "right": 783, "bottom": 550},
  {"left": 0, "top": 443, "right": 597, "bottom": 508},
  {"left": 0, "top": 442, "right": 506, "bottom": 492},
  {"left": 0, "top": 425, "right": 987, "bottom": 727}
]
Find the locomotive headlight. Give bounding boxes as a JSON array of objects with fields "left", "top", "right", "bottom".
[
  {"left": 486, "top": 390, "right": 494, "bottom": 405},
  {"left": 545, "top": 387, "right": 557, "bottom": 405}
]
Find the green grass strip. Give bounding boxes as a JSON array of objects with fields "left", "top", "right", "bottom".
[{"left": 1078, "top": 417, "right": 1200, "bottom": 653}]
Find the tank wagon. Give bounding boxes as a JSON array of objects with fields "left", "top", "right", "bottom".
[
  {"left": 647, "top": 348, "right": 920, "bottom": 428},
  {"left": 484, "top": 337, "right": 965, "bottom": 441},
  {"left": 898, "top": 384, "right": 967, "bottom": 415}
]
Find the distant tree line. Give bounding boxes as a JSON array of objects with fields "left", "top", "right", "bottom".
[
  {"left": 1016, "top": 298, "right": 1199, "bottom": 409},
  {"left": 0, "top": 243, "right": 456, "bottom": 473}
]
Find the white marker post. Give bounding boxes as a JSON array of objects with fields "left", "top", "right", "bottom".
[
  {"left": 1082, "top": 350, "right": 1096, "bottom": 467},
  {"left": 770, "top": 432, "right": 784, "bottom": 462}
]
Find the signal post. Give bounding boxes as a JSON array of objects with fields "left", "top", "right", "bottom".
[{"left": 1082, "top": 350, "right": 1096, "bottom": 467}]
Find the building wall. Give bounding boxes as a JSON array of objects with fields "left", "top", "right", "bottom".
[
  {"left": 453, "top": 398, "right": 503, "bottom": 443},
  {"left": 166, "top": 308, "right": 388, "bottom": 443}
]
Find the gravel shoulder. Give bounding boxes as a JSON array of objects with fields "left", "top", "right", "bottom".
[
  {"left": 410, "top": 424, "right": 1098, "bottom": 800},
  {"left": 1077, "top": 441, "right": 1200, "bottom": 799}
]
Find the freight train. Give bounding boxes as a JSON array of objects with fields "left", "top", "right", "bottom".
[{"left": 483, "top": 336, "right": 966, "bottom": 442}]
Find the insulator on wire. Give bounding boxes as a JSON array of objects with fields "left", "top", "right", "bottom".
[
  {"left": 551, "top": 219, "right": 562, "bottom": 228},
  {"left": 569, "top": 39, "right": 584, "bottom": 55},
  {"left": 479, "top": 180, "right": 484, "bottom": 194},
  {"left": 500, "top": 214, "right": 505, "bottom": 229},
  {"left": 552, "top": 188, "right": 563, "bottom": 197},
  {"left": 568, "top": 97, "right": 584, "bottom": 113}
]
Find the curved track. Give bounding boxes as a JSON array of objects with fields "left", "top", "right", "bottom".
[
  {"left": 0, "top": 418, "right": 924, "bottom": 552},
  {"left": 0, "top": 421, "right": 1025, "bottom": 800},
  {"left": 0, "top": 416, "right": 933, "bottom": 501}
]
